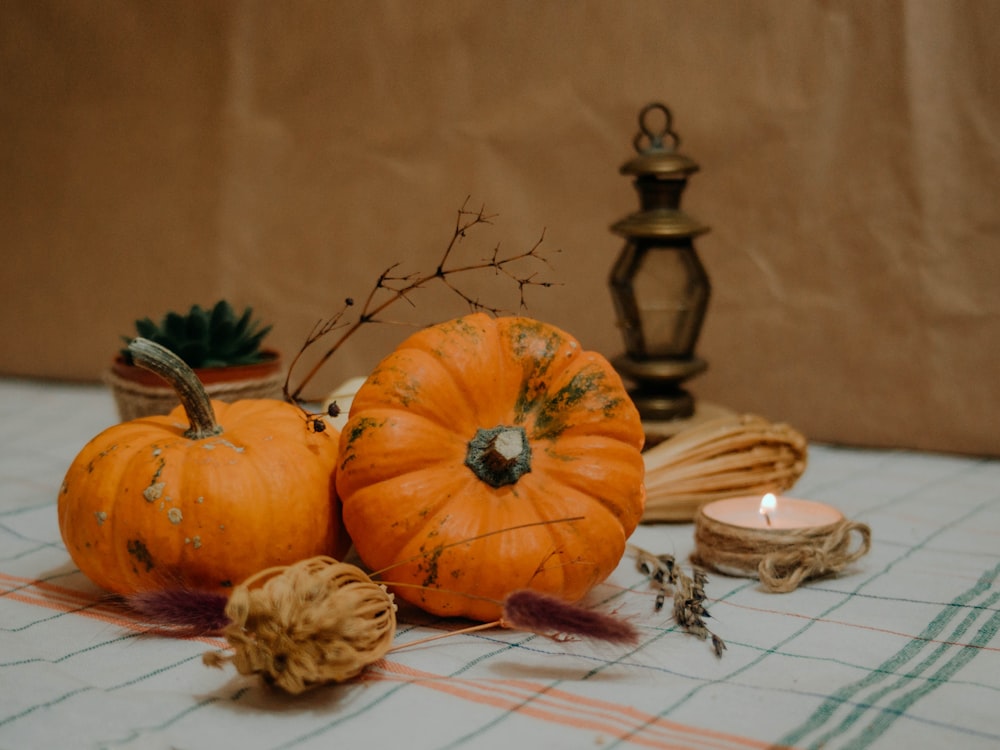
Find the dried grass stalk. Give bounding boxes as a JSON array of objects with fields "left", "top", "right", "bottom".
[{"left": 642, "top": 414, "right": 808, "bottom": 522}]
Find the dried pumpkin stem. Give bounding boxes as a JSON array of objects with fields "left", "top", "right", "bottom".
[
  {"left": 127, "top": 338, "right": 223, "bottom": 440},
  {"left": 465, "top": 425, "right": 532, "bottom": 488}
]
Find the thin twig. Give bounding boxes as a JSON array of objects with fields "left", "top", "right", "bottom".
[
  {"left": 284, "top": 197, "right": 558, "bottom": 404},
  {"left": 388, "top": 621, "right": 501, "bottom": 652}
]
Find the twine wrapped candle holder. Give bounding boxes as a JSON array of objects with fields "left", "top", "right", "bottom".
[{"left": 691, "top": 495, "right": 871, "bottom": 593}]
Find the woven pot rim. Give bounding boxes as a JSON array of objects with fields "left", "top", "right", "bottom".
[{"left": 109, "top": 349, "right": 282, "bottom": 389}]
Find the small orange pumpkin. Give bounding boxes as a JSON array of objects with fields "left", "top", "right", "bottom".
[
  {"left": 336, "top": 313, "right": 645, "bottom": 622},
  {"left": 58, "top": 338, "right": 347, "bottom": 596}
]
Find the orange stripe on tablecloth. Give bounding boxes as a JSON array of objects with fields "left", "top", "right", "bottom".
[
  {"left": 0, "top": 573, "right": 226, "bottom": 647},
  {"left": 716, "top": 597, "right": 1000, "bottom": 652},
  {"left": 0, "top": 571, "right": 102, "bottom": 606},
  {"left": 0, "top": 572, "right": 119, "bottom": 619},
  {"left": 372, "top": 660, "right": 778, "bottom": 750},
  {"left": 3, "top": 588, "right": 139, "bottom": 628}
]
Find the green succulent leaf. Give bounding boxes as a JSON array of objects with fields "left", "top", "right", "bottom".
[
  {"left": 122, "top": 300, "right": 272, "bottom": 368},
  {"left": 164, "top": 312, "right": 187, "bottom": 343},
  {"left": 135, "top": 318, "right": 159, "bottom": 339},
  {"left": 231, "top": 307, "right": 253, "bottom": 341},
  {"left": 186, "top": 308, "right": 209, "bottom": 343}
]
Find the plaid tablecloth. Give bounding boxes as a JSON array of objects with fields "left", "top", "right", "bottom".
[{"left": 2, "top": 378, "right": 998, "bottom": 750}]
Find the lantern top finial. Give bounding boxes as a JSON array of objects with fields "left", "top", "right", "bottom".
[
  {"left": 633, "top": 102, "right": 680, "bottom": 153},
  {"left": 621, "top": 102, "right": 699, "bottom": 178}
]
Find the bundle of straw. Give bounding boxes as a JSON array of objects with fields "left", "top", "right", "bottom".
[{"left": 641, "top": 414, "right": 808, "bottom": 522}]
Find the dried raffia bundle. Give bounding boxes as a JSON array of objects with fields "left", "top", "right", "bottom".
[
  {"left": 642, "top": 414, "right": 808, "bottom": 522},
  {"left": 202, "top": 556, "right": 397, "bottom": 694}
]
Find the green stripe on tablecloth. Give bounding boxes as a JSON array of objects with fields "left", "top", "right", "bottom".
[
  {"left": 780, "top": 560, "right": 1000, "bottom": 749},
  {"left": 845, "top": 603, "right": 1000, "bottom": 749}
]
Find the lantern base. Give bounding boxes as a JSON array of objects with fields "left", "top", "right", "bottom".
[
  {"left": 628, "top": 387, "right": 695, "bottom": 422},
  {"left": 612, "top": 354, "right": 707, "bottom": 421}
]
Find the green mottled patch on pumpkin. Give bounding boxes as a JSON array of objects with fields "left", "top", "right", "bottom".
[
  {"left": 508, "top": 320, "right": 563, "bottom": 367},
  {"left": 419, "top": 317, "right": 484, "bottom": 362},
  {"left": 379, "top": 364, "right": 421, "bottom": 406},
  {"left": 345, "top": 416, "right": 384, "bottom": 448},
  {"left": 544, "top": 444, "right": 580, "bottom": 462},
  {"left": 509, "top": 322, "right": 568, "bottom": 422},
  {"left": 436, "top": 316, "right": 483, "bottom": 347},
  {"left": 340, "top": 417, "right": 386, "bottom": 471},
  {"left": 513, "top": 377, "right": 547, "bottom": 424},
  {"left": 532, "top": 366, "right": 621, "bottom": 440}
]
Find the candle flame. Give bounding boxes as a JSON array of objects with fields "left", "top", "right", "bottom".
[{"left": 759, "top": 493, "right": 777, "bottom": 515}]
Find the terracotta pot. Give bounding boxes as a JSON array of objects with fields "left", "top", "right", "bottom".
[{"left": 105, "top": 350, "right": 286, "bottom": 421}]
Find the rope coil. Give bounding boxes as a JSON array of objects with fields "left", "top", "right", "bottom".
[{"left": 691, "top": 509, "right": 871, "bottom": 593}]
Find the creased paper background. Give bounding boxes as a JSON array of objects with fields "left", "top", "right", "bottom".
[{"left": 2, "top": 1, "right": 998, "bottom": 455}]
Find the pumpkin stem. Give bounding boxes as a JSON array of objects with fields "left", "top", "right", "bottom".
[
  {"left": 465, "top": 425, "right": 532, "bottom": 488},
  {"left": 127, "top": 338, "right": 224, "bottom": 440}
]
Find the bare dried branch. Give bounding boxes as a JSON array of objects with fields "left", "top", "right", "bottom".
[{"left": 285, "top": 199, "right": 557, "bottom": 404}]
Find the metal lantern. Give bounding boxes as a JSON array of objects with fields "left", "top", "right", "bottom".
[{"left": 609, "top": 102, "right": 711, "bottom": 421}]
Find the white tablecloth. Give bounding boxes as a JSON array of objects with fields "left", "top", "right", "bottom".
[{"left": 2, "top": 378, "right": 999, "bottom": 749}]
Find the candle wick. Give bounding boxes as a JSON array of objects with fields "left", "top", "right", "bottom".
[{"left": 764, "top": 512, "right": 772, "bottom": 527}]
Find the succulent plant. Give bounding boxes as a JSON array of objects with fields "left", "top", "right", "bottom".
[{"left": 121, "top": 301, "right": 273, "bottom": 369}]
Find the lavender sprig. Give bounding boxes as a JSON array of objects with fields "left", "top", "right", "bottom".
[{"left": 632, "top": 545, "right": 726, "bottom": 658}]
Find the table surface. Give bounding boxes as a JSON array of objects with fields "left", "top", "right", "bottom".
[{"left": 2, "top": 377, "right": 999, "bottom": 750}]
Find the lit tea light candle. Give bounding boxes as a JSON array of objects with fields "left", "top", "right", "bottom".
[
  {"left": 759, "top": 492, "right": 776, "bottom": 526},
  {"left": 703, "top": 493, "right": 845, "bottom": 531},
  {"left": 692, "top": 493, "right": 870, "bottom": 592}
]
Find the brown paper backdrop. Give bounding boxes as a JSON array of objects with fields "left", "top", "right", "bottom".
[{"left": 2, "top": 1, "right": 998, "bottom": 456}]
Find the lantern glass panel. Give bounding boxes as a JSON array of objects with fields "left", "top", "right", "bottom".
[{"left": 632, "top": 242, "right": 709, "bottom": 359}]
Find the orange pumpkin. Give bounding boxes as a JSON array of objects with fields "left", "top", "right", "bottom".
[
  {"left": 58, "top": 338, "right": 347, "bottom": 596},
  {"left": 336, "top": 313, "right": 645, "bottom": 622}
]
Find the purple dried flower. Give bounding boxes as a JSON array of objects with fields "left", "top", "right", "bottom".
[
  {"left": 125, "top": 588, "right": 230, "bottom": 636},
  {"left": 501, "top": 590, "right": 638, "bottom": 645}
]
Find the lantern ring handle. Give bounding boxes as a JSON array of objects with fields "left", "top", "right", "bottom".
[{"left": 633, "top": 102, "right": 680, "bottom": 154}]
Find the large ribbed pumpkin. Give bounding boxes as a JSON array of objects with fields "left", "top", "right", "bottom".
[
  {"left": 336, "top": 313, "right": 645, "bottom": 622},
  {"left": 58, "top": 338, "right": 346, "bottom": 596}
]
